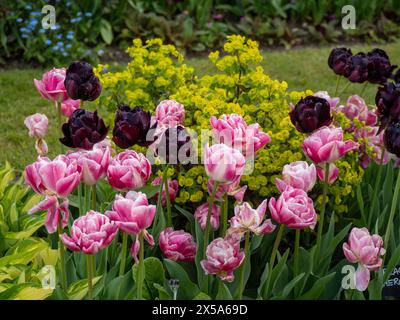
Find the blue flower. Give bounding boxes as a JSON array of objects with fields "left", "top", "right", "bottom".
[
  {"left": 57, "top": 41, "right": 64, "bottom": 47},
  {"left": 85, "top": 12, "right": 93, "bottom": 17},
  {"left": 21, "top": 34, "right": 28, "bottom": 39},
  {"left": 45, "top": 39, "right": 52, "bottom": 45},
  {"left": 16, "top": 18, "right": 23, "bottom": 23},
  {"left": 31, "top": 12, "right": 41, "bottom": 17},
  {"left": 66, "top": 34, "right": 74, "bottom": 40},
  {"left": 56, "top": 34, "right": 62, "bottom": 39},
  {"left": 97, "top": 49, "right": 105, "bottom": 56},
  {"left": 77, "top": 12, "right": 82, "bottom": 17},
  {"left": 66, "top": 44, "right": 72, "bottom": 49},
  {"left": 39, "top": 29, "right": 45, "bottom": 34},
  {"left": 20, "top": 27, "right": 29, "bottom": 33}
]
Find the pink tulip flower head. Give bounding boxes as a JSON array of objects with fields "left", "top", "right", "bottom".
[
  {"left": 78, "top": 146, "right": 111, "bottom": 185},
  {"left": 229, "top": 200, "right": 275, "bottom": 236},
  {"left": 302, "top": 126, "right": 358, "bottom": 164},
  {"left": 314, "top": 91, "right": 340, "bottom": 110},
  {"left": 275, "top": 161, "right": 316, "bottom": 193},
  {"left": 210, "top": 114, "right": 271, "bottom": 158},
  {"left": 61, "top": 210, "right": 118, "bottom": 254},
  {"left": 355, "top": 126, "right": 389, "bottom": 169},
  {"left": 106, "top": 191, "right": 156, "bottom": 263},
  {"left": 155, "top": 100, "right": 185, "bottom": 127},
  {"left": 201, "top": 237, "right": 245, "bottom": 282},
  {"left": 107, "top": 150, "right": 151, "bottom": 191},
  {"left": 194, "top": 203, "right": 221, "bottom": 231},
  {"left": 207, "top": 179, "right": 247, "bottom": 203},
  {"left": 268, "top": 187, "right": 317, "bottom": 230},
  {"left": 343, "top": 227, "right": 385, "bottom": 291},
  {"left": 159, "top": 227, "right": 197, "bottom": 262},
  {"left": 24, "top": 113, "right": 48, "bottom": 139},
  {"left": 204, "top": 143, "right": 246, "bottom": 185},
  {"left": 61, "top": 98, "right": 81, "bottom": 117},
  {"left": 336, "top": 95, "right": 377, "bottom": 126},
  {"left": 316, "top": 163, "right": 339, "bottom": 184},
  {"left": 34, "top": 68, "right": 68, "bottom": 102},
  {"left": 151, "top": 176, "right": 179, "bottom": 206}
]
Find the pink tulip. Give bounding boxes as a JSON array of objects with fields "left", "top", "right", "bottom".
[
  {"left": 61, "top": 210, "right": 118, "bottom": 254},
  {"left": 302, "top": 126, "right": 358, "bottom": 164},
  {"left": 229, "top": 200, "right": 275, "bottom": 236},
  {"left": 207, "top": 179, "right": 247, "bottom": 202},
  {"left": 61, "top": 98, "right": 81, "bottom": 117},
  {"left": 159, "top": 227, "right": 197, "bottom": 262},
  {"left": 210, "top": 114, "right": 271, "bottom": 157},
  {"left": 343, "top": 227, "right": 385, "bottom": 291},
  {"left": 107, "top": 150, "right": 151, "bottom": 191},
  {"left": 34, "top": 68, "right": 68, "bottom": 102},
  {"left": 204, "top": 143, "right": 246, "bottom": 185},
  {"left": 24, "top": 156, "right": 50, "bottom": 194},
  {"left": 28, "top": 196, "right": 69, "bottom": 234},
  {"left": 24, "top": 113, "right": 48, "bottom": 139},
  {"left": 275, "top": 161, "right": 316, "bottom": 193},
  {"left": 336, "top": 95, "right": 377, "bottom": 126},
  {"left": 35, "top": 139, "right": 48, "bottom": 156},
  {"left": 316, "top": 163, "right": 339, "bottom": 184},
  {"left": 201, "top": 237, "right": 245, "bottom": 282},
  {"left": 194, "top": 203, "right": 221, "bottom": 231},
  {"left": 268, "top": 187, "right": 317, "bottom": 230},
  {"left": 314, "top": 91, "right": 339, "bottom": 110},
  {"left": 78, "top": 146, "right": 111, "bottom": 185},
  {"left": 155, "top": 100, "right": 185, "bottom": 127},
  {"left": 151, "top": 176, "right": 179, "bottom": 206},
  {"left": 355, "top": 126, "right": 389, "bottom": 169}
]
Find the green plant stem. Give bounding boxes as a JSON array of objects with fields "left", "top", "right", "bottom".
[
  {"left": 203, "top": 182, "right": 219, "bottom": 259},
  {"left": 384, "top": 168, "right": 400, "bottom": 248},
  {"left": 334, "top": 75, "right": 341, "bottom": 96},
  {"left": 237, "top": 231, "right": 250, "bottom": 300},
  {"left": 294, "top": 229, "right": 300, "bottom": 278},
  {"left": 221, "top": 193, "right": 228, "bottom": 237},
  {"left": 119, "top": 232, "right": 128, "bottom": 277},
  {"left": 55, "top": 101, "right": 64, "bottom": 154},
  {"left": 137, "top": 231, "right": 145, "bottom": 300},
  {"left": 360, "top": 82, "right": 368, "bottom": 96},
  {"left": 163, "top": 165, "right": 172, "bottom": 227},
  {"left": 87, "top": 254, "right": 94, "bottom": 300},
  {"left": 57, "top": 220, "right": 67, "bottom": 291},
  {"left": 339, "top": 82, "right": 351, "bottom": 96},
  {"left": 78, "top": 183, "right": 83, "bottom": 216},
  {"left": 265, "top": 224, "right": 285, "bottom": 296},
  {"left": 85, "top": 184, "right": 91, "bottom": 214},
  {"left": 91, "top": 184, "right": 97, "bottom": 211},
  {"left": 315, "top": 163, "right": 329, "bottom": 263}
]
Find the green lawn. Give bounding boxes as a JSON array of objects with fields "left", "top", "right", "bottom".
[{"left": 2, "top": 41, "right": 400, "bottom": 171}]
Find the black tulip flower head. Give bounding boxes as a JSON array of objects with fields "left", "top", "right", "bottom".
[
  {"left": 289, "top": 96, "right": 333, "bottom": 133},
  {"left": 346, "top": 53, "right": 370, "bottom": 83},
  {"left": 367, "top": 49, "right": 396, "bottom": 84},
  {"left": 375, "top": 82, "right": 400, "bottom": 131},
  {"left": 112, "top": 104, "right": 156, "bottom": 149},
  {"left": 60, "top": 109, "right": 108, "bottom": 150},
  {"left": 154, "top": 125, "right": 194, "bottom": 164},
  {"left": 64, "top": 61, "right": 102, "bottom": 101},
  {"left": 384, "top": 120, "right": 400, "bottom": 157},
  {"left": 392, "top": 69, "right": 400, "bottom": 83},
  {"left": 328, "top": 47, "right": 352, "bottom": 76}
]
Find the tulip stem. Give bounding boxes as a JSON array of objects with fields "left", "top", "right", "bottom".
[
  {"left": 203, "top": 182, "right": 219, "bottom": 259},
  {"left": 294, "top": 229, "right": 300, "bottom": 278},
  {"left": 334, "top": 76, "right": 341, "bottom": 96},
  {"left": 78, "top": 183, "right": 84, "bottom": 216},
  {"left": 221, "top": 193, "right": 228, "bottom": 237},
  {"left": 315, "top": 163, "right": 330, "bottom": 265},
  {"left": 339, "top": 82, "right": 351, "bottom": 96},
  {"left": 137, "top": 231, "right": 145, "bottom": 300},
  {"left": 163, "top": 165, "right": 172, "bottom": 227},
  {"left": 384, "top": 168, "right": 400, "bottom": 250},
  {"left": 264, "top": 224, "right": 285, "bottom": 297},
  {"left": 55, "top": 101, "right": 64, "bottom": 154},
  {"left": 236, "top": 231, "right": 250, "bottom": 300},
  {"left": 57, "top": 220, "right": 67, "bottom": 291},
  {"left": 360, "top": 82, "right": 368, "bottom": 96},
  {"left": 119, "top": 232, "right": 128, "bottom": 276},
  {"left": 91, "top": 184, "right": 97, "bottom": 211},
  {"left": 87, "top": 254, "right": 94, "bottom": 300}
]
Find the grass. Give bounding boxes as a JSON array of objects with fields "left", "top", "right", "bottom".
[{"left": 2, "top": 41, "right": 400, "bottom": 170}]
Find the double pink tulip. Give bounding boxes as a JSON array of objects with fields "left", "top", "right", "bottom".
[
  {"left": 78, "top": 145, "right": 111, "bottom": 186},
  {"left": 61, "top": 98, "right": 81, "bottom": 117},
  {"left": 201, "top": 237, "right": 245, "bottom": 282},
  {"left": 336, "top": 95, "right": 377, "bottom": 126},
  {"left": 210, "top": 114, "right": 270, "bottom": 158},
  {"left": 106, "top": 191, "right": 156, "bottom": 263},
  {"left": 159, "top": 227, "right": 197, "bottom": 262},
  {"left": 268, "top": 187, "right": 317, "bottom": 230},
  {"left": 207, "top": 179, "right": 247, "bottom": 203},
  {"left": 61, "top": 210, "right": 118, "bottom": 254},
  {"left": 107, "top": 150, "right": 151, "bottom": 191},
  {"left": 343, "top": 227, "right": 385, "bottom": 291},
  {"left": 275, "top": 161, "right": 316, "bottom": 193},
  {"left": 302, "top": 126, "right": 358, "bottom": 164},
  {"left": 194, "top": 203, "right": 221, "bottom": 231},
  {"left": 316, "top": 163, "right": 339, "bottom": 184},
  {"left": 34, "top": 68, "right": 68, "bottom": 102},
  {"left": 204, "top": 143, "right": 246, "bottom": 185},
  {"left": 155, "top": 100, "right": 185, "bottom": 127},
  {"left": 313, "top": 91, "right": 339, "bottom": 110},
  {"left": 228, "top": 200, "right": 275, "bottom": 236},
  {"left": 24, "top": 113, "right": 48, "bottom": 139},
  {"left": 151, "top": 176, "right": 179, "bottom": 206}
]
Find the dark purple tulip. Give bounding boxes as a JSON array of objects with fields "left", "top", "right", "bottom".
[
  {"left": 384, "top": 120, "right": 400, "bottom": 157},
  {"left": 112, "top": 104, "right": 155, "bottom": 149},
  {"left": 64, "top": 61, "right": 102, "bottom": 101},
  {"left": 375, "top": 82, "right": 400, "bottom": 131},
  {"left": 346, "top": 53, "right": 370, "bottom": 83},
  {"left": 289, "top": 96, "right": 333, "bottom": 133},
  {"left": 367, "top": 49, "right": 396, "bottom": 84},
  {"left": 392, "top": 69, "right": 400, "bottom": 83},
  {"left": 328, "top": 48, "right": 352, "bottom": 76},
  {"left": 60, "top": 109, "right": 108, "bottom": 150}
]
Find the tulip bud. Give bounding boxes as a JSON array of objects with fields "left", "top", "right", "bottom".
[
  {"left": 366, "top": 48, "right": 396, "bottom": 84},
  {"left": 328, "top": 47, "right": 352, "bottom": 76}
]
